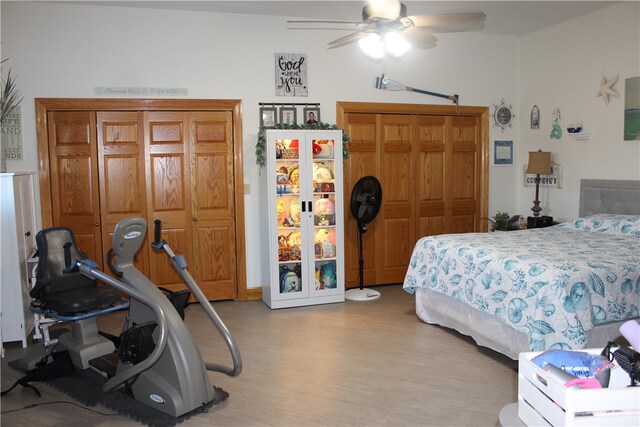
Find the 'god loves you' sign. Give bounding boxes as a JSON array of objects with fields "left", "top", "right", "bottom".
[{"left": 275, "top": 53, "right": 308, "bottom": 97}]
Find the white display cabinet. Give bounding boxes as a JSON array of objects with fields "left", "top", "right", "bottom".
[
  {"left": 262, "top": 130, "right": 345, "bottom": 309},
  {"left": 1, "top": 172, "right": 38, "bottom": 351}
]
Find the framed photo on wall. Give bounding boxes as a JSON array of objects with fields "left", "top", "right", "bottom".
[
  {"left": 302, "top": 107, "right": 320, "bottom": 125},
  {"left": 279, "top": 107, "right": 297, "bottom": 126},
  {"left": 260, "top": 106, "right": 277, "bottom": 127},
  {"left": 493, "top": 140, "right": 513, "bottom": 166}
]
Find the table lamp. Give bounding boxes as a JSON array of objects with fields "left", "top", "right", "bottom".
[{"left": 526, "top": 150, "right": 552, "bottom": 217}]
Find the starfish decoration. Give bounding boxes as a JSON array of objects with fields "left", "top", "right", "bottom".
[{"left": 596, "top": 74, "right": 619, "bottom": 106}]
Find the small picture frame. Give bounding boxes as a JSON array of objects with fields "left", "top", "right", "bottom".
[
  {"left": 279, "top": 107, "right": 297, "bottom": 126},
  {"left": 260, "top": 107, "right": 277, "bottom": 127},
  {"left": 493, "top": 140, "right": 514, "bottom": 166},
  {"left": 302, "top": 107, "right": 320, "bottom": 125}
]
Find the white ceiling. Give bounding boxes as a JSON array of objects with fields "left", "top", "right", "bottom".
[{"left": 49, "top": 1, "right": 620, "bottom": 36}]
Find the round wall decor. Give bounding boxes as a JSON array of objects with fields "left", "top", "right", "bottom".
[{"left": 492, "top": 99, "right": 514, "bottom": 131}]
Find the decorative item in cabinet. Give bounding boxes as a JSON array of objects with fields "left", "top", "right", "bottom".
[{"left": 264, "top": 130, "right": 344, "bottom": 309}]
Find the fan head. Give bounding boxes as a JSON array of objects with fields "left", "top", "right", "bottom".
[{"left": 350, "top": 176, "right": 382, "bottom": 225}]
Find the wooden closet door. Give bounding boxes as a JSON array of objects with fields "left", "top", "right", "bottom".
[
  {"left": 342, "top": 113, "right": 378, "bottom": 288},
  {"left": 378, "top": 114, "right": 415, "bottom": 283},
  {"left": 450, "top": 116, "right": 480, "bottom": 233},
  {"left": 47, "top": 111, "right": 103, "bottom": 265},
  {"left": 189, "top": 111, "right": 237, "bottom": 300},
  {"left": 97, "top": 112, "right": 149, "bottom": 274},
  {"left": 416, "top": 115, "right": 448, "bottom": 237},
  {"left": 144, "top": 112, "right": 193, "bottom": 291}
]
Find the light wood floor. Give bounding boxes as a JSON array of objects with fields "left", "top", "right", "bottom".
[{"left": 1, "top": 285, "right": 518, "bottom": 426}]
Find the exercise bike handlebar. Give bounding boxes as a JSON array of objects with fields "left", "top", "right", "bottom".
[
  {"left": 151, "top": 219, "right": 165, "bottom": 250},
  {"left": 75, "top": 260, "right": 170, "bottom": 393},
  {"left": 152, "top": 220, "right": 242, "bottom": 377}
]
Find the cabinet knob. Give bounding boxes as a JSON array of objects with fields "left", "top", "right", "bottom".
[
  {"left": 192, "top": 217, "right": 197, "bottom": 222},
  {"left": 95, "top": 223, "right": 100, "bottom": 227}
]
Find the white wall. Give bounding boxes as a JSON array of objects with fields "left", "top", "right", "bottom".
[
  {"left": 517, "top": 1, "right": 640, "bottom": 221},
  {"left": 7, "top": 1, "right": 633, "bottom": 289}
]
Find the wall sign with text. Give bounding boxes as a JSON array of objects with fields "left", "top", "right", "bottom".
[
  {"left": 275, "top": 53, "right": 308, "bottom": 97},
  {"left": 1, "top": 106, "right": 23, "bottom": 160},
  {"left": 523, "top": 162, "right": 562, "bottom": 188}
]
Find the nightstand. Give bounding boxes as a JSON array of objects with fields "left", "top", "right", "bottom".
[{"left": 527, "top": 216, "right": 555, "bottom": 229}]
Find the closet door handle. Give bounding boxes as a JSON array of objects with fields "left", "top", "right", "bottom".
[
  {"left": 302, "top": 201, "right": 306, "bottom": 212},
  {"left": 309, "top": 201, "right": 312, "bottom": 212}
]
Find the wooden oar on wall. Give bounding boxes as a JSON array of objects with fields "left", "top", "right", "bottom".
[{"left": 374, "top": 74, "right": 459, "bottom": 106}]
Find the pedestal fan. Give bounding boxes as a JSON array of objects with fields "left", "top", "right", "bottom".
[{"left": 345, "top": 176, "right": 382, "bottom": 301}]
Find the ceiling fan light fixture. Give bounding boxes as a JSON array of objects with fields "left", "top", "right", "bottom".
[
  {"left": 358, "top": 33, "right": 384, "bottom": 59},
  {"left": 358, "top": 32, "right": 411, "bottom": 59},
  {"left": 385, "top": 32, "right": 411, "bottom": 57}
]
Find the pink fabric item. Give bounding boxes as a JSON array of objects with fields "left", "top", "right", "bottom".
[{"left": 564, "top": 377, "right": 602, "bottom": 389}]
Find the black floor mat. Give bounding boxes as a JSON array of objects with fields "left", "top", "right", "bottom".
[{"left": 9, "top": 359, "right": 228, "bottom": 426}]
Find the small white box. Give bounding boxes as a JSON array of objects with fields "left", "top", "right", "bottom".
[{"left": 518, "top": 348, "right": 640, "bottom": 426}]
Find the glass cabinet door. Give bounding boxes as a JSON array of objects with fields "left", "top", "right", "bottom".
[
  {"left": 274, "top": 137, "right": 306, "bottom": 297},
  {"left": 311, "top": 138, "right": 339, "bottom": 295}
]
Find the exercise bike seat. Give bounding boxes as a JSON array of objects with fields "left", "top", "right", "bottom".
[{"left": 30, "top": 227, "right": 123, "bottom": 317}]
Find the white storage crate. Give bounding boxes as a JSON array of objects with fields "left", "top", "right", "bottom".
[{"left": 518, "top": 348, "right": 640, "bottom": 426}]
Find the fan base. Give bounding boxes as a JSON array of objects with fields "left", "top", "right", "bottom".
[{"left": 345, "top": 288, "right": 381, "bottom": 301}]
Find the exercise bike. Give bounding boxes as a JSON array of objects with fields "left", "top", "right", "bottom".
[{"left": 19, "top": 216, "right": 242, "bottom": 418}]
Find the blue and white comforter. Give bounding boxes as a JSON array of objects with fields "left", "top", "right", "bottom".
[{"left": 403, "top": 215, "right": 640, "bottom": 352}]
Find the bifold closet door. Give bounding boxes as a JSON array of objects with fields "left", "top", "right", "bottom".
[
  {"left": 189, "top": 111, "right": 237, "bottom": 300},
  {"left": 144, "top": 111, "right": 194, "bottom": 292},
  {"left": 378, "top": 114, "right": 415, "bottom": 284},
  {"left": 448, "top": 115, "right": 481, "bottom": 234},
  {"left": 144, "top": 111, "right": 237, "bottom": 299},
  {"left": 96, "top": 111, "right": 149, "bottom": 275},
  {"left": 341, "top": 113, "right": 379, "bottom": 289},
  {"left": 47, "top": 111, "right": 103, "bottom": 266}
]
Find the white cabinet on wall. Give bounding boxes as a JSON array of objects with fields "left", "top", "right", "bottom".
[
  {"left": 1, "top": 172, "right": 38, "bottom": 350},
  {"left": 263, "top": 130, "right": 345, "bottom": 309}
]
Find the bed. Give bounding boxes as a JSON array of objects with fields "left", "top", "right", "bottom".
[{"left": 403, "top": 179, "right": 640, "bottom": 359}]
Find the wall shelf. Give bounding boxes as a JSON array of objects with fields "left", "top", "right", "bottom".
[{"left": 568, "top": 132, "right": 592, "bottom": 141}]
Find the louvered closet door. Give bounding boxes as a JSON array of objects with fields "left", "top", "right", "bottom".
[
  {"left": 47, "top": 111, "right": 103, "bottom": 266},
  {"left": 378, "top": 114, "right": 415, "bottom": 284},
  {"left": 342, "top": 113, "right": 378, "bottom": 288},
  {"left": 97, "top": 111, "right": 149, "bottom": 274},
  {"left": 189, "top": 111, "right": 237, "bottom": 300},
  {"left": 145, "top": 111, "right": 193, "bottom": 292}
]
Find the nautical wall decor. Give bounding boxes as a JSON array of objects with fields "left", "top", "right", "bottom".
[
  {"left": 492, "top": 99, "right": 514, "bottom": 131},
  {"left": 596, "top": 73, "right": 619, "bottom": 106}
]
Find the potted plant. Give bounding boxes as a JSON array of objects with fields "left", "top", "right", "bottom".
[
  {"left": 1, "top": 61, "right": 23, "bottom": 172},
  {"left": 485, "top": 212, "right": 525, "bottom": 231},
  {"left": 486, "top": 211, "right": 511, "bottom": 231}
]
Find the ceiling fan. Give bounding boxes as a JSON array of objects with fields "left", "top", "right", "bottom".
[{"left": 287, "top": 0, "right": 486, "bottom": 58}]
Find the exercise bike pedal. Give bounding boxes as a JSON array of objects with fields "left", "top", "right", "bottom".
[{"left": 89, "top": 352, "right": 119, "bottom": 378}]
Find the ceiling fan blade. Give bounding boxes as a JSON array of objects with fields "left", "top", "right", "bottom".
[
  {"left": 328, "top": 31, "right": 370, "bottom": 49},
  {"left": 409, "top": 12, "right": 486, "bottom": 33},
  {"left": 401, "top": 27, "right": 438, "bottom": 50},
  {"left": 364, "top": 0, "right": 402, "bottom": 20},
  {"left": 287, "top": 19, "right": 363, "bottom": 25}
]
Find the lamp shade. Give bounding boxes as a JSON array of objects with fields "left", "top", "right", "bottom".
[{"left": 526, "top": 151, "right": 552, "bottom": 175}]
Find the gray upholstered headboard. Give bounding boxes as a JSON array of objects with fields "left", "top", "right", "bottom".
[{"left": 579, "top": 179, "right": 640, "bottom": 217}]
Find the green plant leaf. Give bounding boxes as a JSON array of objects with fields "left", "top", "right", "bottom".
[
  {"left": 255, "top": 121, "right": 350, "bottom": 167},
  {"left": 1, "top": 67, "right": 23, "bottom": 123}
]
